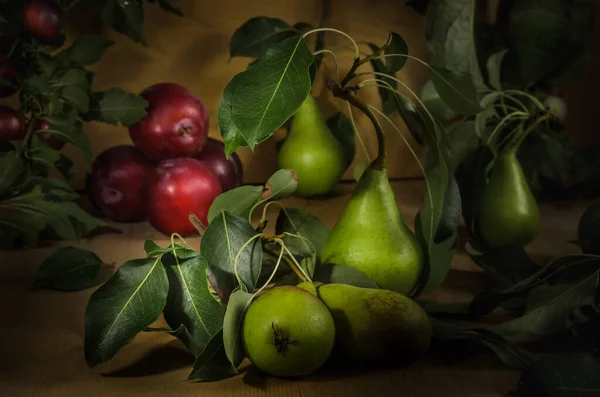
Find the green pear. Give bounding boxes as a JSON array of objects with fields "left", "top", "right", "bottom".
[
  {"left": 278, "top": 95, "right": 346, "bottom": 197},
  {"left": 475, "top": 150, "right": 540, "bottom": 248},
  {"left": 321, "top": 163, "right": 423, "bottom": 295},
  {"left": 317, "top": 283, "right": 431, "bottom": 364}
]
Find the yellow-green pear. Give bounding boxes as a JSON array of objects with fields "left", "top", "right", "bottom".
[
  {"left": 317, "top": 283, "right": 431, "bottom": 364},
  {"left": 278, "top": 95, "right": 346, "bottom": 197},
  {"left": 475, "top": 150, "right": 540, "bottom": 248},
  {"left": 321, "top": 163, "right": 423, "bottom": 295}
]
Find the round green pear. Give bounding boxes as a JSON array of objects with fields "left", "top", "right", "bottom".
[
  {"left": 475, "top": 150, "right": 540, "bottom": 249},
  {"left": 316, "top": 283, "right": 431, "bottom": 364},
  {"left": 242, "top": 286, "right": 335, "bottom": 377},
  {"left": 321, "top": 164, "right": 424, "bottom": 295},
  {"left": 278, "top": 95, "right": 346, "bottom": 197}
]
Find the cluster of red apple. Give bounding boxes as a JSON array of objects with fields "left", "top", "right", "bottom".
[
  {"left": 0, "top": 0, "right": 65, "bottom": 149},
  {"left": 87, "top": 82, "right": 243, "bottom": 236}
]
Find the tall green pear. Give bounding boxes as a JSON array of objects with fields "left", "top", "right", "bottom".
[
  {"left": 321, "top": 163, "right": 423, "bottom": 295},
  {"left": 316, "top": 283, "right": 431, "bottom": 364},
  {"left": 278, "top": 95, "right": 346, "bottom": 197},
  {"left": 475, "top": 150, "right": 540, "bottom": 248}
]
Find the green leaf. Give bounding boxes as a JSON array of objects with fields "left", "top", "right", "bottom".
[
  {"left": 35, "top": 246, "right": 103, "bottom": 291},
  {"left": 36, "top": 52, "right": 60, "bottom": 76},
  {"left": 505, "top": 6, "right": 575, "bottom": 85},
  {"left": 485, "top": 49, "right": 507, "bottom": 90},
  {"left": 144, "top": 324, "right": 199, "bottom": 355},
  {"left": 492, "top": 271, "right": 599, "bottom": 336},
  {"left": 0, "top": 152, "right": 24, "bottom": 192},
  {"left": 384, "top": 32, "right": 408, "bottom": 74},
  {"left": 200, "top": 212, "right": 262, "bottom": 301},
  {"left": 353, "top": 161, "right": 369, "bottom": 182},
  {"left": 23, "top": 74, "right": 50, "bottom": 95},
  {"left": 162, "top": 249, "right": 225, "bottom": 353},
  {"left": 391, "top": 94, "right": 426, "bottom": 145},
  {"left": 47, "top": 114, "right": 93, "bottom": 165},
  {"left": 230, "top": 16, "right": 299, "bottom": 59},
  {"left": 146, "top": 0, "right": 183, "bottom": 16},
  {"left": 188, "top": 329, "right": 238, "bottom": 382},
  {"left": 222, "top": 289, "right": 253, "bottom": 368},
  {"left": 420, "top": 79, "right": 458, "bottom": 121},
  {"left": 367, "top": 44, "right": 397, "bottom": 115},
  {"left": 66, "top": 34, "right": 115, "bottom": 65},
  {"left": 431, "top": 67, "right": 483, "bottom": 116},
  {"left": 86, "top": 88, "right": 149, "bottom": 127},
  {"left": 260, "top": 169, "right": 298, "bottom": 201},
  {"left": 218, "top": 35, "right": 314, "bottom": 152},
  {"left": 327, "top": 112, "right": 355, "bottom": 169},
  {"left": 84, "top": 257, "right": 168, "bottom": 367},
  {"left": 425, "top": 0, "right": 485, "bottom": 89},
  {"left": 418, "top": 229, "right": 459, "bottom": 295},
  {"left": 54, "top": 69, "right": 89, "bottom": 89},
  {"left": 144, "top": 240, "right": 170, "bottom": 257},
  {"left": 313, "top": 263, "right": 378, "bottom": 289},
  {"left": 55, "top": 154, "right": 77, "bottom": 184},
  {"left": 61, "top": 86, "right": 90, "bottom": 113},
  {"left": 275, "top": 207, "right": 329, "bottom": 259},
  {"left": 0, "top": 212, "right": 46, "bottom": 247},
  {"left": 514, "top": 350, "right": 600, "bottom": 397},
  {"left": 447, "top": 121, "right": 478, "bottom": 170},
  {"left": 28, "top": 146, "right": 61, "bottom": 168},
  {"left": 207, "top": 185, "right": 263, "bottom": 224},
  {"left": 103, "top": 0, "right": 146, "bottom": 45}
]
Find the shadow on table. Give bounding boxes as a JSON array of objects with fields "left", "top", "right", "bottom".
[{"left": 102, "top": 342, "right": 194, "bottom": 378}]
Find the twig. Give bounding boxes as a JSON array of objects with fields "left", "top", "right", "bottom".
[
  {"left": 327, "top": 80, "right": 386, "bottom": 169},
  {"left": 339, "top": 34, "right": 391, "bottom": 87},
  {"left": 313, "top": 0, "right": 331, "bottom": 70}
]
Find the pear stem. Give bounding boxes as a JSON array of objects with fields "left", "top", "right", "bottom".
[
  {"left": 262, "top": 244, "right": 311, "bottom": 283},
  {"left": 506, "top": 112, "right": 552, "bottom": 152},
  {"left": 327, "top": 80, "right": 386, "bottom": 170}
]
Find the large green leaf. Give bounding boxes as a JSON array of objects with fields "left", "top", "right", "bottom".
[
  {"left": 188, "top": 329, "right": 238, "bottom": 382},
  {"left": 384, "top": 32, "right": 409, "bottom": 74},
  {"left": 103, "top": 0, "right": 146, "bottom": 45},
  {"left": 85, "top": 88, "right": 148, "bottom": 127},
  {"left": 0, "top": 152, "right": 24, "bottom": 193},
  {"left": 64, "top": 35, "right": 115, "bottom": 65},
  {"left": 492, "top": 271, "right": 599, "bottom": 336},
  {"left": 35, "top": 246, "right": 103, "bottom": 291},
  {"left": 514, "top": 350, "right": 600, "bottom": 397},
  {"left": 222, "top": 289, "right": 253, "bottom": 368},
  {"left": 200, "top": 211, "right": 262, "bottom": 301},
  {"left": 207, "top": 185, "right": 263, "bottom": 224},
  {"left": 431, "top": 67, "right": 483, "bottom": 116},
  {"left": 229, "top": 17, "right": 299, "bottom": 59},
  {"left": 84, "top": 257, "right": 168, "bottom": 367},
  {"left": 162, "top": 249, "right": 225, "bottom": 352},
  {"left": 420, "top": 80, "right": 458, "bottom": 121},
  {"left": 275, "top": 207, "right": 329, "bottom": 259},
  {"left": 260, "top": 169, "right": 298, "bottom": 201},
  {"left": 218, "top": 35, "right": 315, "bottom": 152},
  {"left": 425, "top": 0, "right": 485, "bottom": 89}
]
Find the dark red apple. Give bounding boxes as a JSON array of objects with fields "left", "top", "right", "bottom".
[
  {"left": 86, "top": 145, "right": 153, "bottom": 222},
  {"left": 0, "top": 57, "right": 16, "bottom": 98},
  {"left": 195, "top": 138, "right": 243, "bottom": 191},
  {"left": 34, "top": 119, "right": 65, "bottom": 150},
  {"left": 0, "top": 106, "right": 24, "bottom": 149},
  {"left": 129, "top": 83, "right": 209, "bottom": 160},
  {"left": 145, "top": 157, "right": 222, "bottom": 236},
  {"left": 22, "top": 0, "right": 63, "bottom": 41}
]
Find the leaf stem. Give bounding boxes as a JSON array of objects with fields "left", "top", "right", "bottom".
[
  {"left": 485, "top": 111, "right": 529, "bottom": 147},
  {"left": 346, "top": 102, "right": 371, "bottom": 162},
  {"left": 327, "top": 80, "right": 386, "bottom": 169},
  {"left": 340, "top": 34, "right": 391, "bottom": 87},
  {"left": 302, "top": 28, "right": 359, "bottom": 60},
  {"left": 313, "top": 0, "right": 331, "bottom": 70},
  {"left": 280, "top": 243, "right": 312, "bottom": 282},
  {"left": 262, "top": 242, "right": 310, "bottom": 283},
  {"left": 312, "top": 49, "right": 341, "bottom": 81},
  {"left": 252, "top": 245, "right": 285, "bottom": 297},
  {"left": 507, "top": 113, "right": 552, "bottom": 152}
]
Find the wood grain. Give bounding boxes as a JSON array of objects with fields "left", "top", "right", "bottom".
[{"left": 0, "top": 180, "right": 592, "bottom": 397}]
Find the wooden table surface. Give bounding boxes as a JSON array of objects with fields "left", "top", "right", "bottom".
[{"left": 0, "top": 180, "right": 590, "bottom": 397}]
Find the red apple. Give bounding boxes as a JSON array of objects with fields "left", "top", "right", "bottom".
[
  {"left": 86, "top": 145, "right": 153, "bottom": 222},
  {"left": 34, "top": 119, "right": 65, "bottom": 150},
  {"left": 195, "top": 138, "right": 243, "bottom": 191},
  {"left": 0, "top": 57, "right": 16, "bottom": 98},
  {"left": 145, "top": 157, "right": 222, "bottom": 236},
  {"left": 22, "top": 0, "right": 63, "bottom": 41},
  {"left": 129, "top": 83, "right": 209, "bottom": 160},
  {"left": 0, "top": 106, "right": 24, "bottom": 149}
]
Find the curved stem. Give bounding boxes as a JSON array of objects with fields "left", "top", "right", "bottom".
[
  {"left": 171, "top": 233, "right": 194, "bottom": 251},
  {"left": 312, "top": 49, "right": 341, "bottom": 81},
  {"left": 252, "top": 246, "right": 285, "bottom": 297},
  {"left": 327, "top": 80, "right": 386, "bottom": 169},
  {"left": 508, "top": 113, "right": 552, "bottom": 151},
  {"left": 346, "top": 102, "right": 371, "bottom": 162},
  {"left": 501, "top": 89, "right": 545, "bottom": 111},
  {"left": 485, "top": 111, "right": 529, "bottom": 146},
  {"left": 263, "top": 242, "right": 310, "bottom": 283},
  {"left": 280, "top": 243, "right": 312, "bottom": 282},
  {"left": 302, "top": 28, "right": 359, "bottom": 59},
  {"left": 313, "top": 0, "right": 330, "bottom": 70}
]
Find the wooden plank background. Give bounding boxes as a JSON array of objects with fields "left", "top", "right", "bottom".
[{"left": 1, "top": 0, "right": 598, "bottom": 186}]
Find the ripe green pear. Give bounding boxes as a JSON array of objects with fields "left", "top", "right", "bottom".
[
  {"left": 278, "top": 95, "right": 346, "bottom": 197},
  {"left": 321, "top": 164, "right": 423, "bottom": 295},
  {"left": 475, "top": 150, "right": 540, "bottom": 249},
  {"left": 316, "top": 283, "right": 431, "bottom": 364}
]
